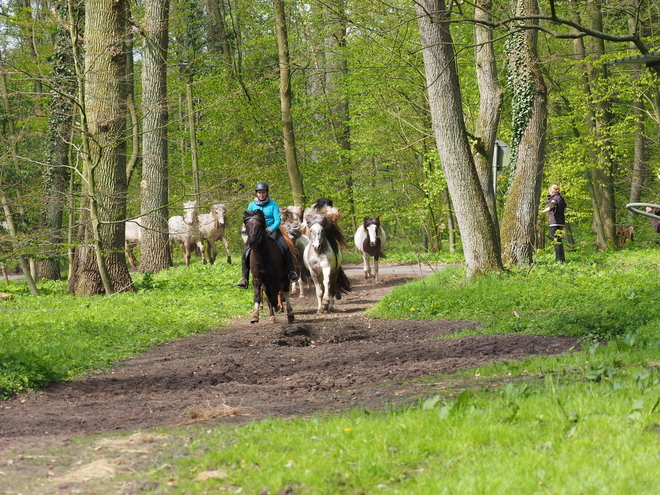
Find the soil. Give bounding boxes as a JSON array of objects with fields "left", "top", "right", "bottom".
[{"left": 0, "top": 265, "right": 579, "bottom": 457}]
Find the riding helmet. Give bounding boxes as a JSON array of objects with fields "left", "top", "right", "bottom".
[{"left": 255, "top": 182, "right": 269, "bottom": 192}]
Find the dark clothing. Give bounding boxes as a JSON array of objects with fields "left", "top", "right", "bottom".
[
  {"left": 547, "top": 193, "right": 566, "bottom": 226},
  {"left": 649, "top": 209, "right": 660, "bottom": 233},
  {"left": 546, "top": 192, "right": 566, "bottom": 262},
  {"left": 550, "top": 225, "right": 565, "bottom": 263}
]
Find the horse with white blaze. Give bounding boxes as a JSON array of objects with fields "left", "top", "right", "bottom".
[{"left": 354, "top": 216, "right": 386, "bottom": 282}]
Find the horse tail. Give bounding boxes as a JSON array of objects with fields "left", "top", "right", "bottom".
[{"left": 334, "top": 267, "right": 352, "bottom": 299}]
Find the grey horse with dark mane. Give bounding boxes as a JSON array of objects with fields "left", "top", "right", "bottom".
[{"left": 303, "top": 211, "right": 351, "bottom": 313}]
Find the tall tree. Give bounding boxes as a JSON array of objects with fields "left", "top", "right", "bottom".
[
  {"left": 68, "top": 0, "right": 133, "bottom": 296},
  {"left": 500, "top": 0, "right": 548, "bottom": 266},
  {"left": 416, "top": 0, "right": 502, "bottom": 275},
  {"left": 39, "top": 2, "right": 79, "bottom": 281},
  {"left": 274, "top": 0, "right": 304, "bottom": 206},
  {"left": 471, "top": 0, "right": 503, "bottom": 225},
  {"left": 139, "top": 0, "right": 171, "bottom": 273}
]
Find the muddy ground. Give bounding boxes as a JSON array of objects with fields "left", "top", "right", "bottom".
[{"left": 0, "top": 266, "right": 579, "bottom": 458}]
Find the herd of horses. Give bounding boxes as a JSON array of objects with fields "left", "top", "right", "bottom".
[{"left": 125, "top": 199, "right": 386, "bottom": 324}]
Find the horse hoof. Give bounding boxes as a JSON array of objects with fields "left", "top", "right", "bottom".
[
  {"left": 227, "top": 257, "right": 232, "bottom": 264},
  {"left": 287, "top": 314, "right": 295, "bottom": 323},
  {"left": 250, "top": 317, "right": 259, "bottom": 324}
]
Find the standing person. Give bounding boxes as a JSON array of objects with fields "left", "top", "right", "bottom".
[
  {"left": 645, "top": 202, "right": 660, "bottom": 237},
  {"left": 539, "top": 184, "right": 566, "bottom": 262},
  {"left": 237, "top": 182, "right": 299, "bottom": 289}
]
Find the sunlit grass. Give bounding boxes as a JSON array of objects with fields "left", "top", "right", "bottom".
[
  {"left": 0, "top": 263, "right": 249, "bottom": 397},
  {"left": 370, "top": 251, "right": 660, "bottom": 340},
  {"left": 148, "top": 351, "right": 660, "bottom": 494}
]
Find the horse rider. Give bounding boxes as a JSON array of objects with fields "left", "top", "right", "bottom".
[{"left": 237, "top": 182, "right": 299, "bottom": 289}]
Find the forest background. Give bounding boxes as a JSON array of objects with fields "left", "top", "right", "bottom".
[{"left": 0, "top": 0, "right": 659, "bottom": 295}]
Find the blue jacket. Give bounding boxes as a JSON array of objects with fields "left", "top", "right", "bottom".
[{"left": 247, "top": 198, "right": 281, "bottom": 231}]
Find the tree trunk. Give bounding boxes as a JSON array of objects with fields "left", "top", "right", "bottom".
[
  {"left": 205, "top": 0, "right": 233, "bottom": 61},
  {"left": 626, "top": 10, "right": 648, "bottom": 223},
  {"left": 472, "top": 0, "right": 503, "bottom": 226},
  {"left": 274, "top": 0, "right": 305, "bottom": 207},
  {"left": 140, "top": 0, "right": 171, "bottom": 273},
  {"left": 186, "top": 79, "right": 201, "bottom": 205},
  {"left": 500, "top": 0, "right": 548, "bottom": 266},
  {"left": 581, "top": 0, "right": 617, "bottom": 248},
  {"left": 416, "top": 0, "right": 502, "bottom": 276},
  {"left": 325, "top": 0, "right": 355, "bottom": 229},
  {"left": 68, "top": 0, "right": 133, "bottom": 296},
  {"left": 39, "top": 3, "right": 77, "bottom": 281},
  {"left": 125, "top": 28, "right": 140, "bottom": 186},
  {"left": 0, "top": 189, "right": 39, "bottom": 294}
]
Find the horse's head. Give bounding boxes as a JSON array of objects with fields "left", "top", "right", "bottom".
[
  {"left": 243, "top": 210, "right": 266, "bottom": 247},
  {"left": 211, "top": 204, "right": 227, "bottom": 226},
  {"left": 363, "top": 217, "right": 381, "bottom": 247},
  {"left": 183, "top": 201, "right": 199, "bottom": 225},
  {"left": 307, "top": 214, "right": 328, "bottom": 252}
]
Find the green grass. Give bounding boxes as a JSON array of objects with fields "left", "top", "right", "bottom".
[
  {"left": 0, "top": 262, "right": 250, "bottom": 398},
  {"left": 6, "top": 249, "right": 660, "bottom": 493},
  {"left": 93, "top": 343, "right": 660, "bottom": 494},
  {"left": 372, "top": 250, "right": 660, "bottom": 341}
]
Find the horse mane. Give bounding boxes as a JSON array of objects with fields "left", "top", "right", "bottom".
[
  {"left": 304, "top": 203, "right": 341, "bottom": 225},
  {"left": 306, "top": 212, "right": 347, "bottom": 253},
  {"left": 284, "top": 221, "right": 302, "bottom": 240},
  {"left": 280, "top": 205, "right": 303, "bottom": 224},
  {"left": 363, "top": 216, "right": 380, "bottom": 228},
  {"left": 279, "top": 224, "right": 299, "bottom": 257},
  {"left": 244, "top": 208, "right": 266, "bottom": 227}
]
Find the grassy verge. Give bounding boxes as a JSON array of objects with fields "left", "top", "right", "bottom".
[
  {"left": 372, "top": 249, "right": 660, "bottom": 341},
  {"left": 0, "top": 263, "right": 250, "bottom": 398},
  {"left": 4, "top": 249, "right": 660, "bottom": 494}
]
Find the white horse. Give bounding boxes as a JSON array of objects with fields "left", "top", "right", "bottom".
[
  {"left": 168, "top": 201, "right": 206, "bottom": 266},
  {"left": 303, "top": 212, "right": 351, "bottom": 313},
  {"left": 199, "top": 203, "right": 232, "bottom": 264},
  {"left": 354, "top": 216, "right": 386, "bottom": 282},
  {"left": 124, "top": 218, "right": 142, "bottom": 270}
]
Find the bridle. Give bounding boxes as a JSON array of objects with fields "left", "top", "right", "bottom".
[{"left": 245, "top": 217, "right": 265, "bottom": 247}]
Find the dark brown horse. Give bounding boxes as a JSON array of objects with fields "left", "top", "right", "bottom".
[{"left": 243, "top": 210, "right": 294, "bottom": 324}]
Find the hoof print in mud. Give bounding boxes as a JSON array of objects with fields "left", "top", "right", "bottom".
[{"left": 276, "top": 325, "right": 314, "bottom": 347}]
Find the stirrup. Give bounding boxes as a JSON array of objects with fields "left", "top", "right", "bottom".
[
  {"left": 288, "top": 271, "right": 299, "bottom": 282},
  {"left": 237, "top": 279, "right": 249, "bottom": 289}
]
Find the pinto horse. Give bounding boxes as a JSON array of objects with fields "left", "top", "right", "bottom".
[
  {"left": 243, "top": 209, "right": 294, "bottom": 324},
  {"left": 303, "top": 212, "right": 351, "bottom": 313},
  {"left": 354, "top": 216, "right": 387, "bottom": 282}
]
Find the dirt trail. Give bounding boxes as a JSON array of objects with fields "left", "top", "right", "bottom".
[{"left": 0, "top": 265, "right": 578, "bottom": 456}]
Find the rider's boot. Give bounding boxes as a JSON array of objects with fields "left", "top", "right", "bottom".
[
  {"left": 237, "top": 247, "right": 250, "bottom": 288},
  {"left": 285, "top": 250, "right": 299, "bottom": 282}
]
